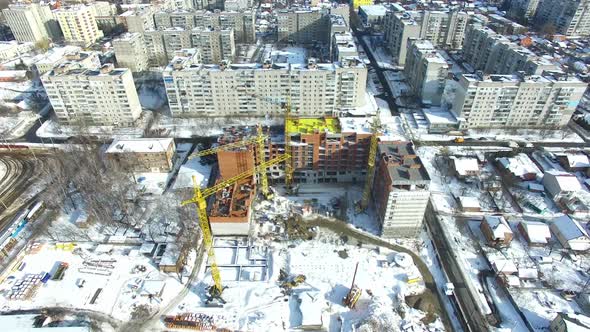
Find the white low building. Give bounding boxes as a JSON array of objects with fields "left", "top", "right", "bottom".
[
  {"left": 550, "top": 215, "right": 590, "bottom": 251},
  {"left": 543, "top": 170, "right": 582, "bottom": 200}
]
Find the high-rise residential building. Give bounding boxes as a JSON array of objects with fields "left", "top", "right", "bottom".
[
  {"left": 41, "top": 62, "right": 142, "bottom": 127},
  {"left": 332, "top": 31, "right": 359, "bottom": 62},
  {"left": 462, "top": 24, "right": 558, "bottom": 75},
  {"left": 534, "top": 0, "right": 590, "bottom": 36},
  {"left": 2, "top": 3, "right": 60, "bottom": 43},
  {"left": 92, "top": 1, "right": 117, "bottom": 17},
  {"left": 404, "top": 39, "right": 449, "bottom": 105},
  {"left": 163, "top": 50, "right": 367, "bottom": 117},
  {"left": 330, "top": 3, "right": 350, "bottom": 28},
  {"left": 113, "top": 33, "right": 149, "bottom": 72},
  {"left": 373, "top": 142, "right": 430, "bottom": 238},
  {"left": 35, "top": 48, "right": 100, "bottom": 74},
  {"left": 143, "top": 27, "right": 234, "bottom": 65},
  {"left": 54, "top": 5, "right": 104, "bottom": 47},
  {"left": 277, "top": 9, "right": 329, "bottom": 44},
  {"left": 507, "top": 0, "right": 541, "bottom": 22},
  {"left": 153, "top": 10, "right": 255, "bottom": 43},
  {"left": 120, "top": 7, "right": 156, "bottom": 33},
  {"left": 384, "top": 9, "right": 469, "bottom": 65},
  {"left": 445, "top": 72, "right": 587, "bottom": 129}
]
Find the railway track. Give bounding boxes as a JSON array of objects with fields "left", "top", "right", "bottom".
[{"left": 0, "top": 155, "right": 39, "bottom": 231}]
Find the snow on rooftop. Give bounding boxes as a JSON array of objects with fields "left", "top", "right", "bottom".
[
  {"left": 160, "top": 243, "right": 180, "bottom": 267},
  {"left": 491, "top": 258, "right": 517, "bottom": 274},
  {"left": 551, "top": 215, "right": 589, "bottom": 241},
  {"left": 520, "top": 221, "right": 551, "bottom": 244},
  {"left": 484, "top": 215, "right": 512, "bottom": 239},
  {"left": 565, "top": 154, "right": 590, "bottom": 168},
  {"left": 106, "top": 138, "right": 174, "bottom": 153},
  {"left": 359, "top": 4, "right": 387, "bottom": 16},
  {"left": 544, "top": 170, "right": 582, "bottom": 193},
  {"left": 451, "top": 157, "right": 479, "bottom": 177},
  {"left": 459, "top": 196, "right": 480, "bottom": 209},
  {"left": 498, "top": 153, "right": 542, "bottom": 179}
]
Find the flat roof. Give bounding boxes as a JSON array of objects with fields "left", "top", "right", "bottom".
[
  {"left": 378, "top": 142, "right": 430, "bottom": 184},
  {"left": 286, "top": 117, "right": 341, "bottom": 134}
]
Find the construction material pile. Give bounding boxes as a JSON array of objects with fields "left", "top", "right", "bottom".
[
  {"left": 6, "top": 273, "right": 43, "bottom": 300},
  {"left": 164, "top": 313, "right": 216, "bottom": 330}
]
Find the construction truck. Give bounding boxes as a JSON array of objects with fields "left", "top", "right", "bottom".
[
  {"left": 343, "top": 262, "right": 362, "bottom": 309},
  {"left": 279, "top": 269, "right": 306, "bottom": 294}
]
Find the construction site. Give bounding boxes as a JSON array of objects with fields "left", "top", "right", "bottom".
[
  {"left": 0, "top": 109, "right": 446, "bottom": 331},
  {"left": 165, "top": 106, "right": 446, "bottom": 331}
]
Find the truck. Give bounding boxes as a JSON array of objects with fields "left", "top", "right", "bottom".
[
  {"left": 454, "top": 137, "right": 465, "bottom": 143},
  {"left": 51, "top": 262, "right": 69, "bottom": 280}
]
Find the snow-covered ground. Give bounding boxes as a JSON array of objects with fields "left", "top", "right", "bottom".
[
  {"left": 36, "top": 118, "right": 145, "bottom": 140},
  {"left": 150, "top": 115, "right": 284, "bottom": 139},
  {"left": 172, "top": 231, "right": 441, "bottom": 332}
]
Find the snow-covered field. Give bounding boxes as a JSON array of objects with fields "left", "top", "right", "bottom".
[{"left": 173, "top": 231, "right": 440, "bottom": 332}]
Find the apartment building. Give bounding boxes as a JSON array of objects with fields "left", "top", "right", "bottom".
[
  {"left": 143, "top": 27, "right": 234, "bottom": 65},
  {"left": 35, "top": 48, "right": 100, "bottom": 74},
  {"left": 54, "top": 5, "right": 104, "bottom": 47},
  {"left": 373, "top": 142, "right": 430, "bottom": 238},
  {"left": 384, "top": 9, "right": 468, "bottom": 65},
  {"left": 508, "top": 0, "right": 541, "bottom": 22},
  {"left": 330, "top": 4, "right": 350, "bottom": 27},
  {"left": 2, "top": 3, "right": 60, "bottom": 43},
  {"left": 120, "top": 6, "right": 156, "bottom": 33},
  {"left": 404, "top": 39, "right": 449, "bottom": 105},
  {"left": 163, "top": 50, "right": 367, "bottom": 117},
  {"left": 534, "top": 0, "right": 590, "bottom": 36},
  {"left": 106, "top": 138, "right": 176, "bottom": 173},
  {"left": 462, "top": 24, "right": 558, "bottom": 75},
  {"left": 446, "top": 72, "right": 587, "bottom": 129},
  {"left": 216, "top": 117, "right": 382, "bottom": 184},
  {"left": 277, "top": 9, "right": 329, "bottom": 44},
  {"left": 113, "top": 33, "right": 150, "bottom": 72},
  {"left": 0, "top": 41, "right": 34, "bottom": 62},
  {"left": 153, "top": 10, "right": 255, "bottom": 43},
  {"left": 41, "top": 63, "right": 142, "bottom": 127},
  {"left": 332, "top": 31, "right": 359, "bottom": 62}
]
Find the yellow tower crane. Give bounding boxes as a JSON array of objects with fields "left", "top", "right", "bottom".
[
  {"left": 282, "top": 100, "right": 294, "bottom": 189},
  {"left": 359, "top": 112, "right": 382, "bottom": 211},
  {"left": 188, "top": 124, "right": 273, "bottom": 199},
  {"left": 181, "top": 154, "right": 291, "bottom": 300},
  {"left": 248, "top": 93, "right": 295, "bottom": 191}
]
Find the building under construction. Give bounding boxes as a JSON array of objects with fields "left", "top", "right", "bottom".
[
  {"left": 207, "top": 116, "right": 405, "bottom": 234},
  {"left": 215, "top": 117, "right": 388, "bottom": 185}
]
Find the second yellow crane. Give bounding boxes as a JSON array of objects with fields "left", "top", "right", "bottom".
[{"left": 181, "top": 154, "right": 291, "bottom": 301}]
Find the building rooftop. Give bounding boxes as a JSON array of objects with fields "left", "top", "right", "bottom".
[
  {"left": 286, "top": 117, "right": 341, "bottom": 134},
  {"left": 359, "top": 5, "right": 387, "bottom": 16},
  {"left": 106, "top": 138, "right": 174, "bottom": 154},
  {"left": 378, "top": 142, "right": 430, "bottom": 185},
  {"left": 551, "top": 215, "right": 589, "bottom": 241}
]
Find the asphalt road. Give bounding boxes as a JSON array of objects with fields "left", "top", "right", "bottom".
[
  {"left": 424, "top": 207, "right": 494, "bottom": 332},
  {"left": 353, "top": 28, "right": 400, "bottom": 116}
]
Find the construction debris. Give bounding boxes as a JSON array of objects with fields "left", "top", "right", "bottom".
[{"left": 163, "top": 313, "right": 216, "bottom": 330}]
